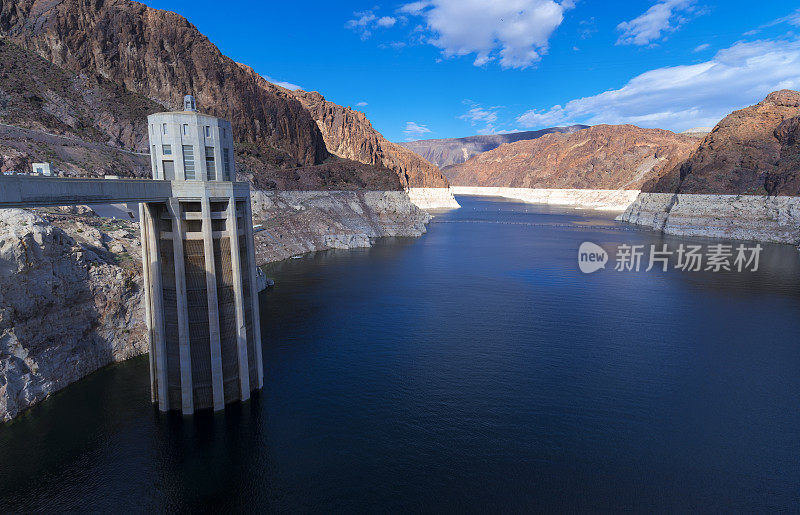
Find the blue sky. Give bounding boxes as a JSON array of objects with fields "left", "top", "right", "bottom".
[{"left": 145, "top": 0, "right": 800, "bottom": 141}]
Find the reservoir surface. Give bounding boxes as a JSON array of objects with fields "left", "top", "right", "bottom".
[{"left": 1, "top": 196, "right": 799, "bottom": 511}]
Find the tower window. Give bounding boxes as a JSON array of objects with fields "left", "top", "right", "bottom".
[
  {"left": 183, "top": 124, "right": 189, "bottom": 135},
  {"left": 163, "top": 144, "right": 172, "bottom": 155},
  {"left": 223, "top": 147, "right": 231, "bottom": 180},
  {"left": 183, "top": 145, "right": 195, "bottom": 180},
  {"left": 163, "top": 160, "right": 175, "bottom": 181},
  {"left": 204, "top": 126, "right": 211, "bottom": 138},
  {"left": 162, "top": 123, "right": 168, "bottom": 135},
  {"left": 205, "top": 146, "right": 216, "bottom": 181}
]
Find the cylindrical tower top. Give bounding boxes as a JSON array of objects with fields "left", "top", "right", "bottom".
[{"left": 147, "top": 97, "right": 235, "bottom": 182}]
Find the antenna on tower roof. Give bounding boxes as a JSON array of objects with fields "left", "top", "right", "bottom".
[{"left": 183, "top": 94, "right": 197, "bottom": 112}]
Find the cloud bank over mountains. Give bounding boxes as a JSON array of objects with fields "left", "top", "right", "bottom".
[
  {"left": 343, "top": 3, "right": 800, "bottom": 139},
  {"left": 516, "top": 38, "right": 800, "bottom": 132}
]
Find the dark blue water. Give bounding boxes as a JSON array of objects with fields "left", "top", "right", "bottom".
[{"left": 2, "top": 196, "right": 800, "bottom": 512}]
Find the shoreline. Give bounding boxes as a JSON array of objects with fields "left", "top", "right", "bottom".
[{"left": 451, "top": 187, "right": 640, "bottom": 211}]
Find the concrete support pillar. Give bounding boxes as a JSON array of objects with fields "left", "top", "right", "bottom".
[
  {"left": 227, "top": 197, "right": 250, "bottom": 401},
  {"left": 244, "top": 198, "right": 264, "bottom": 389},
  {"left": 168, "top": 198, "right": 194, "bottom": 414},
  {"left": 139, "top": 203, "right": 156, "bottom": 404},
  {"left": 143, "top": 203, "right": 169, "bottom": 412},
  {"left": 201, "top": 195, "right": 225, "bottom": 411}
]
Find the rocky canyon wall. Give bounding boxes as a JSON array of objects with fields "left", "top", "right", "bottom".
[
  {"left": 618, "top": 193, "right": 800, "bottom": 244},
  {"left": 622, "top": 90, "right": 800, "bottom": 244}
]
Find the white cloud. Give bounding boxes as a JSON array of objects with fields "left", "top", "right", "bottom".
[
  {"left": 398, "top": 0, "right": 573, "bottom": 69},
  {"left": 346, "top": 11, "right": 397, "bottom": 39},
  {"left": 741, "top": 8, "right": 800, "bottom": 37},
  {"left": 783, "top": 9, "right": 800, "bottom": 26},
  {"left": 693, "top": 43, "right": 710, "bottom": 52},
  {"left": 616, "top": 0, "right": 695, "bottom": 46},
  {"left": 356, "top": 101, "right": 369, "bottom": 107},
  {"left": 398, "top": 1, "right": 430, "bottom": 15},
  {"left": 404, "top": 121, "right": 432, "bottom": 138},
  {"left": 459, "top": 102, "right": 501, "bottom": 134},
  {"left": 263, "top": 76, "right": 302, "bottom": 91},
  {"left": 516, "top": 38, "right": 800, "bottom": 132},
  {"left": 765, "top": 8, "right": 800, "bottom": 28}
]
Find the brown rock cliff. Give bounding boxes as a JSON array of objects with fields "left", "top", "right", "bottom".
[
  {"left": 293, "top": 90, "right": 450, "bottom": 189},
  {"left": 645, "top": 90, "right": 800, "bottom": 195}
]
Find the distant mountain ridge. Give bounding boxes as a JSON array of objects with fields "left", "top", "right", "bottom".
[{"left": 398, "top": 125, "right": 588, "bottom": 168}]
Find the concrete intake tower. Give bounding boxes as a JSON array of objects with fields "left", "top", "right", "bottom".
[{"left": 140, "top": 95, "right": 263, "bottom": 414}]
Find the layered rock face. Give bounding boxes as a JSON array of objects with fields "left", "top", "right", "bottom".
[
  {"left": 0, "top": 37, "right": 160, "bottom": 154},
  {"left": 0, "top": 38, "right": 155, "bottom": 177},
  {"left": 618, "top": 193, "right": 800, "bottom": 244},
  {"left": 623, "top": 91, "right": 800, "bottom": 244},
  {"left": 400, "top": 125, "right": 588, "bottom": 168},
  {"left": 0, "top": 209, "right": 146, "bottom": 422},
  {"left": 444, "top": 125, "right": 699, "bottom": 190},
  {"left": 645, "top": 90, "right": 800, "bottom": 195},
  {"left": 292, "top": 91, "right": 451, "bottom": 190}
]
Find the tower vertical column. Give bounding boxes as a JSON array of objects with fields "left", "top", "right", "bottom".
[
  {"left": 201, "top": 195, "right": 225, "bottom": 411},
  {"left": 139, "top": 203, "right": 156, "bottom": 404},
  {"left": 244, "top": 198, "right": 264, "bottom": 389},
  {"left": 227, "top": 196, "right": 250, "bottom": 401},
  {"left": 168, "top": 198, "right": 194, "bottom": 414},
  {"left": 144, "top": 203, "right": 169, "bottom": 412}
]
